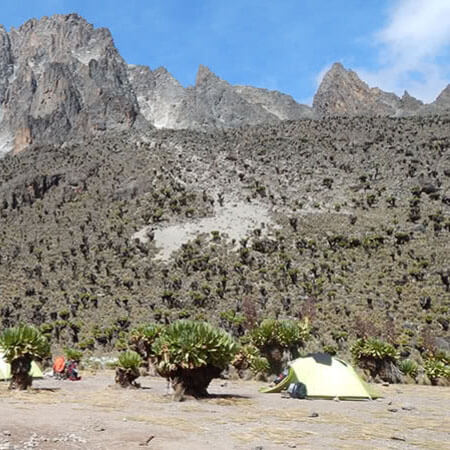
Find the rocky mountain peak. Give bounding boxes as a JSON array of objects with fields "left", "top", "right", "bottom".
[
  {"left": 9, "top": 13, "right": 113, "bottom": 63},
  {"left": 433, "top": 84, "right": 450, "bottom": 108},
  {"left": 327, "top": 62, "right": 348, "bottom": 75},
  {"left": 313, "top": 63, "right": 450, "bottom": 117},
  {"left": 0, "top": 14, "right": 140, "bottom": 155},
  {"left": 400, "top": 90, "right": 423, "bottom": 111},
  {"left": 195, "top": 64, "right": 219, "bottom": 85},
  {"left": 313, "top": 62, "right": 402, "bottom": 116}
]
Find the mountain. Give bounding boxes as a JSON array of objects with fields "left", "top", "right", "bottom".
[
  {"left": 129, "top": 64, "right": 313, "bottom": 130},
  {"left": 430, "top": 84, "right": 450, "bottom": 110},
  {"left": 0, "top": 14, "right": 142, "bottom": 155},
  {"left": 313, "top": 62, "right": 404, "bottom": 116},
  {"left": 0, "top": 14, "right": 315, "bottom": 153},
  {"left": 1, "top": 15, "right": 449, "bottom": 156},
  {"left": 313, "top": 62, "right": 450, "bottom": 117}
]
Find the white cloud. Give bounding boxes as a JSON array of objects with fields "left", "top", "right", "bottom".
[{"left": 360, "top": 0, "right": 450, "bottom": 102}]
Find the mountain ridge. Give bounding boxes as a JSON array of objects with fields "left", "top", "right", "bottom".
[{"left": 0, "top": 13, "right": 449, "bottom": 155}]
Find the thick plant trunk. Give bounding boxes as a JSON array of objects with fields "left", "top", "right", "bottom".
[
  {"left": 359, "top": 357, "right": 403, "bottom": 383},
  {"left": 147, "top": 357, "right": 158, "bottom": 377},
  {"left": 10, "top": 356, "right": 32, "bottom": 390},
  {"left": 168, "top": 365, "right": 222, "bottom": 399},
  {"left": 115, "top": 367, "right": 140, "bottom": 388},
  {"left": 263, "top": 345, "right": 283, "bottom": 375}
]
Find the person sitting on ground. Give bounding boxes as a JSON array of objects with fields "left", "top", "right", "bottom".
[{"left": 65, "top": 360, "right": 81, "bottom": 381}]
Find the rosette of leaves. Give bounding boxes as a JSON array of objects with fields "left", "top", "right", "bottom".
[
  {"left": 0, "top": 324, "right": 50, "bottom": 390},
  {"left": 115, "top": 350, "right": 142, "bottom": 388},
  {"left": 128, "top": 324, "right": 163, "bottom": 363},
  {"left": 249, "top": 319, "right": 310, "bottom": 373},
  {"left": 424, "top": 352, "right": 450, "bottom": 385},
  {"left": 232, "top": 344, "right": 269, "bottom": 376},
  {"left": 351, "top": 338, "right": 399, "bottom": 362},
  {"left": 152, "top": 320, "right": 238, "bottom": 398},
  {"left": 351, "top": 337, "right": 400, "bottom": 381},
  {"left": 398, "top": 359, "right": 419, "bottom": 379},
  {"left": 250, "top": 319, "right": 310, "bottom": 349}
]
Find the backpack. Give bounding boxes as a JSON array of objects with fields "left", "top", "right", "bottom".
[
  {"left": 287, "top": 382, "right": 307, "bottom": 399},
  {"left": 53, "top": 356, "right": 66, "bottom": 379}
]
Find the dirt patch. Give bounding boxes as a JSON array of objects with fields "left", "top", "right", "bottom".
[
  {"left": 0, "top": 372, "right": 449, "bottom": 449},
  {"left": 133, "top": 200, "right": 274, "bottom": 260}
]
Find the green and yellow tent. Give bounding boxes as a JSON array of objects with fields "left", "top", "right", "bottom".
[
  {"left": 260, "top": 353, "right": 378, "bottom": 400},
  {"left": 0, "top": 351, "right": 43, "bottom": 380}
]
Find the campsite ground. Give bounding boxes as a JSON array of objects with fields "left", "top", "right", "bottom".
[{"left": 0, "top": 371, "right": 449, "bottom": 449}]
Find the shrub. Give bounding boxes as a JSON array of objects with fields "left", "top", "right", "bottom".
[
  {"left": 152, "top": 320, "right": 238, "bottom": 398},
  {"left": 398, "top": 359, "right": 419, "bottom": 379},
  {"left": 118, "top": 350, "right": 142, "bottom": 370},
  {"left": 424, "top": 353, "right": 450, "bottom": 385},
  {"left": 322, "top": 345, "right": 338, "bottom": 356},
  {"left": 0, "top": 324, "right": 50, "bottom": 390},
  {"left": 250, "top": 319, "right": 310, "bottom": 373},
  {"left": 232, "top": 344, "right": 270, "bottom": 376},
  {"left": 115, "top": 350, "right": 142, "bottom": 388},
  {"left": 220, "top": 309, "right": 246, "bottom": 336},
  {"left": 64, "top": 347, "right": 83, "bottom": 362},
  {"left": 351, "top": 337, "right": 398, "bottom": 362},
  {"left": 250, "top": 319, "right": 310, "bottom": 350},
  {"left": 351, "top": 337, "right": 400, "bottom": 382},
  {"left": 128, "top": 324, "right": 162, "bottom": 362}
]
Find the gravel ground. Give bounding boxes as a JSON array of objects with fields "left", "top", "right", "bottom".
[{"left": 0, "top": 371, "right": 449, "bottom": 449}]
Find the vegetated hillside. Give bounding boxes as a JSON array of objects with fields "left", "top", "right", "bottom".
[{"left": 0, "top": 114, "right": 449, "bottom": 360}]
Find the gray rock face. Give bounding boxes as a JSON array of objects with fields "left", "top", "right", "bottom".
[
  {"left": 0, "top": 14, "right": 140, "bottom": 154},
  {"left": 128, "top": 65, "right": 187, "bottom": 129},
  {"left": 130, "top": 64, "right": 284, "bottom": 130},
  {"left": 129, "top": 64, "right": 313, "bottom": 131},
  {"left": 185, "top": 65, "right": 279, "bottom": 129},
  {"left": 0, "top": 25, "right": 14, "bottom": 155},
  {"left": 0, "top": 25, "right": 12, "bottom": 104},
  {"left": 233, "top": 85, "right": 314, "bottom": 120}
]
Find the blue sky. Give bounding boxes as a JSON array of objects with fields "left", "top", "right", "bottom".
[{"left": 1, "top": 0, "right": 449, "bottom": 103}]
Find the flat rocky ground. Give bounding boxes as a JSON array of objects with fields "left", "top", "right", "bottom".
[{"left": 0, "top": 371, "right": 449, "bottom": 450}]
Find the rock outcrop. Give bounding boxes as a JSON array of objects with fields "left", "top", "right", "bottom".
[
  {"left": 129, "top": 64, "right": 314, "bottom": 131},
  {"left": 430, "top": 84, "right": 450, "bottom": 111},
  {"left": 128, "top": 64, "right": 187, "bottom": 129},
  {"left": 313, "top": 62, "right": 450, "bottom": 117},
  {"left": 0, "top": 14, "right": 141, "bottom": 154},
  {"left": 313, "top": 63, "right": 403, "bottom": 116},
  {"left": 0, "top": 13, "right": 316, "bottom": 152},
  {"left": 183, "top": 65, "right": 280, "bottom": 129},
  {"left": 233, "top": 85, "right": 313, "bottom": 120}
]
